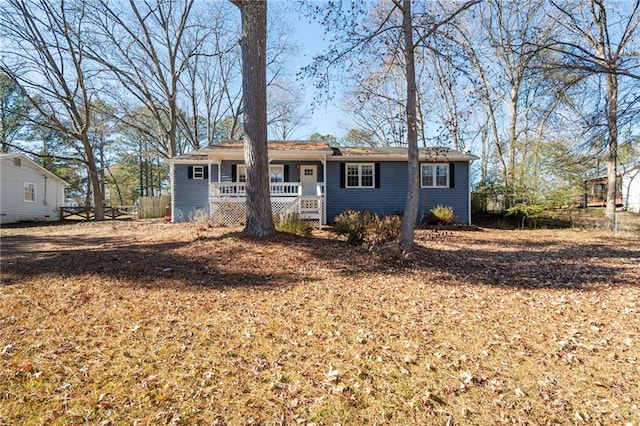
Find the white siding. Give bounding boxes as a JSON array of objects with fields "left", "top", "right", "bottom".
[
  {"left": 622, "top": 168, "right": 640, "bottom": 213},
  {"left": 0, "top": 156, "right": 66, "bottom": 223}
]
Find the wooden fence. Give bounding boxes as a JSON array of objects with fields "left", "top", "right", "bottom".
[
  {"left": 60, "top": 206, "right": 137, "bottom": 221},
  {"left": 138, "top": 195, "right": 171, "bottom": 219}
]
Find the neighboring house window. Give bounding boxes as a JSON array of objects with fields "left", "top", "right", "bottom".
[
  {"left": 346, "top": 163, "right": 374, "bottom": 188},
  {"left": 193, "top": 166, "right": 205, "bottom": 179},
  {"left": 421, "top": 164, "right": 449, "bottom": 188},
  {"left": 24, "top": 182, "right": 36, "bottom": 202},
  {"left": 236, "top": 165, "right": 284, "bottom": 183},
  {"left": 14, "top": 158, "right": 22, "bottom": 166}
]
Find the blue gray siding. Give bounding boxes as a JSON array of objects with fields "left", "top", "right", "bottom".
[
  {"left": 173, "top": 164, "right": 218, "bottom": 222},
  {"left": 173, "top": 161, "right": 325, "bottom": 222},
  {"left": 173, "top": 160, "right": 471, "bottom": 224},
  {"left": 219, "top": 160, "right": 324, "bottom": 182},
  {"left": 326, "top": 161, "right": 471, "bottom": 224}
]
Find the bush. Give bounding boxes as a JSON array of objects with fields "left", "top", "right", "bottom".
[
  {"left": 426, "top": 205, "right": 456, "bottom": 225},
  {"left": 334, "top": 210, "right": 373, "bottom": 245},
  {"left": 278, "top": 212, "right": 312, "bottom": 237},
  {"left": 334, "top": 210, "right": 401, "bottom": 253},
  {"left": 363, "top": 214, "right": 402, "bottom": 252},
  {"left": 189, "top": 208, "right": 211, "bottom": 230},
  {"left": 506, "top": 202, "right": 551, "bottom": 229}
]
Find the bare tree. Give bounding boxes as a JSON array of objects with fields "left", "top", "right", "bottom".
[
  {"left": 546, "top": 0, "right": 640, "bottom": 228},
  {"left": 305, "top": 0, "right": 480, "bottom": 247},
  {"left": 0, "top": 0, "right": 106, "bottom": 219},
  {"left": 230, "top": 0, "right": 275, "bottom": 236},
  {"left": 342, "top": 66, "right": 415, "bottom": 147},
  {"left": 267, "top": 79, "right": 308, "bottom": 140},
  {"left": 179, "top": 1, "right": 244, "bottom": 147},
  {"left": 85, "top": 0, "right": 201, "bottom": 158}
]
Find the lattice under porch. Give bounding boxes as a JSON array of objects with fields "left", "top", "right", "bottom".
[{"left": 209, "top": 196, "right": 324, "bottom": 228}]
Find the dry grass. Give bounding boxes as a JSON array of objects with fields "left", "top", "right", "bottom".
[{"left": 1, "top": 220, "right": 639, "bottom": 425}]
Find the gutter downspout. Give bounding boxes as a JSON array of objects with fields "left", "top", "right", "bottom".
[{"left": 43, "top": 175, "right": 48, "bottom": 206}]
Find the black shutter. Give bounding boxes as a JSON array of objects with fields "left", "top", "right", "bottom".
[
  {"left": 187, "top": 166, "right": 193, "bottom": 179},
  {"left": 231, "top": 164, "right": 237, "bottom": 182},
  {"left": 284, "top": 164, "right": 289, "bottom": 182},
  {"left": 375, "top": 163, "right": 381, "bottom": 188},
  {"left": 340, "top": 163, "right": 345, "bottom": 188},
  {"left": 449, "top": 163, "right": 455, "bottom": 188},
  {"left": 203, "top": 166, "right": 209, "bottom": 180}
]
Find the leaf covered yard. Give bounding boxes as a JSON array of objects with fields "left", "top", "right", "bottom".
[{"left": 1, "top": 222, "right": 639, "bottom": 425}]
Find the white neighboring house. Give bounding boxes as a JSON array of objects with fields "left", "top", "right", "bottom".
[
  {"left": 0, "top": 153, "right": 68, "bottom": 224},
  {"left": 621, "top": 162, "right": 640, "bottom": 213}
]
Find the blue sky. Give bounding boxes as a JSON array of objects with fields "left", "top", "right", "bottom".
[{"left": 281, "top": 3, "right": 345, "bottom": 140}]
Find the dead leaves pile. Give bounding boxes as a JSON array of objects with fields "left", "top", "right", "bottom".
[{"left": 0, "top": 221, "right": 639, "bottom": 425}]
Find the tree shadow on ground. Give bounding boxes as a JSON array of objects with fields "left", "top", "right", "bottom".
[
  {"left": 1, "top": 232, "right": 314, "bottom": 290},
  {"left": 400, "top": 237, "right": 639, "bottom": 290},
  {"left": 1, "top": 227, "right": 637, "bottom": 291}
]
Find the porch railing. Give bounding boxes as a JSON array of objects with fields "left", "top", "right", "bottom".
[{"left": 210, "top": 182, "right": 325, "bottom": 198}]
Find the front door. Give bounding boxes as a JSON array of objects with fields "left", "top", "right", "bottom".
[{"left": 300, "top": 165, "right": 317, "bottom": 196}]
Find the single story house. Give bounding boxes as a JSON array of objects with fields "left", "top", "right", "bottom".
[
  {"left": 583, "top": 161, "right": 640, "bottom": 213},
  {"left": 168, "top": 140, "right": 479, "bottom": 226},
  {"left": 0, "top": 153, "right": 68, "bottom": 224}
]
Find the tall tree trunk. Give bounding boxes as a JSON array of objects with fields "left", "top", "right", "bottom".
[
  {"left": 506, "top": 85, "right": 519, "bottom": 204},
  {"left": 604, "top": 71, "right": 618, "bottom": 229},
  {"left": 399, "top": 0, "right": 419, "bottom": 247},
  {"left": 232, "top": 0, "right": 274, "bottom": 236},
  {"left": 83, "top": 138, "right": 105, "bottom": 220}
]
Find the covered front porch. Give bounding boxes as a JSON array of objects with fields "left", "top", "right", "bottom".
[{"left": 209, "top": 181, "right": 326, "bottom": 227}]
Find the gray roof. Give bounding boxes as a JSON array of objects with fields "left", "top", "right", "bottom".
[{"left": 586, "top": 160, "right": 640, "bottom": 179}]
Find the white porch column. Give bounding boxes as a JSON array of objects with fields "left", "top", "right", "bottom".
[{"left": 322, "top": 154, "right": 327, "bottom": 226}]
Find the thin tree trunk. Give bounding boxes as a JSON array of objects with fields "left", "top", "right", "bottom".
[{"left": 399, "top": 0, "right": 419, "bottom": 248}]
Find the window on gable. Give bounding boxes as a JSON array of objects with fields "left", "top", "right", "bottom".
[
  {"left": 14, "top": 158, "right": 22, "bottom": 166},
  {"left": 421, "top": 163, "right": 449, "bottom": 188},
  {"left": 346, "top": 163, "right": 374, "bottom": 188},
  {"left": 24, "top": 182, "right": 35, "bottom": 202},
  {"left": 193, "top": 166, "right": 205, "bottom": 179}
]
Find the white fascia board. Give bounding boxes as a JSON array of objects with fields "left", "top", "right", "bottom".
[{"left": 168, "top": 158, "right": 213, "bottom": 164}]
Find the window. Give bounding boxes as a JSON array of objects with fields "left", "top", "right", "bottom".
[
  {"left": 237, "top": 165, "right": 246, "bottom": 183},
  {"left": 193, "top": 166, "right": 204, "bottom": 179},
  {"left": 14, "top": 158, "right": 21, "bottom": 167},
  {"left": 304, "top": 168, "right": 314, "bottom": 176},
  {"left": 24, "top": 182, "right": 35, "bottom": 202},
  {"left": 236, "top": 165, "right": 284, "bottom": 182},
  {"left": 346, "top": 163, "right": 374, "bottom": 188},
  {"left": 421, "top": 164, "right": 449, "bottom": 188},
  {"left": 269, "top": 165, "right": 284, "bottom": 183}
]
